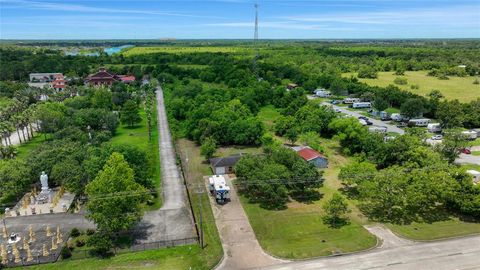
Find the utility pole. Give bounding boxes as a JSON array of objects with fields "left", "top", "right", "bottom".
[{"left": 253, "top": 3, "right": 260, "bottom": 79}]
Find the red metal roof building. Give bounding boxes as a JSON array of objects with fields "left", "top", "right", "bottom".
[
  {"left": 295, "top": 146, "right": 328, "bottom": 168},
  {"left": 84, "top": 68, "right": 135, "bottom": 87}
]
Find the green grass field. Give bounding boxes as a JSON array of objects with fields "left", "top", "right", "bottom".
[
  {"left": 257, "top": 105, "right": 282, "bottom": 128},
  {"left": 110, "top": 107, "right": 162, "bottom": 209},
  {"left": 29, "top": 245, "right": 211, "bottom": 270},
  {"left": 122, "top": 46, "right": 245, "bottom": 56},
  {"left": 387, "top": 218, "right": 480, "bottom": 240},
  {"left": 343, "top": 71, "right": 480, "bottom": 102}
]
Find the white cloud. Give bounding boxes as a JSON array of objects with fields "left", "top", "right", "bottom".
[{"left": 0, "top": 0, "right": 222, "bottom": 18}]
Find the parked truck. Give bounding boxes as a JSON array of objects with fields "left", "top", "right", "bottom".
[{"left": 208, "top": 175, "right": 231, "bottom": 204}]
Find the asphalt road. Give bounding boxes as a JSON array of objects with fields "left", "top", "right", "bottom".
[
  {"left": 260, "top": 233, "right": 480, "bottom": 270},
  {"left": 321, "top": 101, "right": 405, "bottom": 135},
  {"left": 135, "top": 86, "right": 196, "bottom": 243}
]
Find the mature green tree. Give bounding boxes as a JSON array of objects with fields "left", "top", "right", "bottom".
[
  {"left": 200, "top": 137, "right": 217, "bottom": 160},
  {"left": 85, "top": 152, "right": 146, "bottom": 233},
  {"left": 372, "top": 97, "right": 389, "bottom": 112},
  {"left": 436, "top": 100, "right": 465, "bottom": 128},
  {"left": 35, "top": 102, "right": 67, "bottom": 138},
  {"left": 357, "top": 66, "right": 378, "bottom": 79},
  {"left": 51, "top": 158, "right": 85, "bottom": 194},
  {"left": 91, "top": 88, "right": 113, "bottom": 110},
  {"left": 400, "top": 98, "right": 425, "bottom": 119},
  {"left": 120, "top": 100, "right": 141, "bottom": 127},
  {"left": 436, "top": 129, "right": 468, "bottom": 163},
  {"left": 339, "top": 161, "right": 377, "bottom": 188},
  {"left": 323, "top": 193, "right": 351, "bottom": 228},
  {"left": 285, "top": 127, "right": 298, "bottom": 145},
  {"left": 0, "top": 160, "right": 31, "bottom": 203}
]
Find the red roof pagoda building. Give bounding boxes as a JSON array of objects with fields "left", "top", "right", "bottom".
[{"left": 84, "top": 68, "right": 135, "bottom": 87}]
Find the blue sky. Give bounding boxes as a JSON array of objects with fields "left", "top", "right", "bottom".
[{"left": 0, "top": 0, "right": 479, "bottom": 39}]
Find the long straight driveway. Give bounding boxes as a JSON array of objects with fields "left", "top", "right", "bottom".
[{"left": 135, "top": 86, "right": 195, "bottom": 243}]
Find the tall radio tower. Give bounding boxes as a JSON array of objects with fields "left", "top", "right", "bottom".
[{"left": 253, "top": 3, "right": 260, "bottom": 79}]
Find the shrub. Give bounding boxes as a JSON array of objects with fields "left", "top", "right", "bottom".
[
  {"left": 76, "top": 239, "right": 86, "bottom": 247},
  {"left": 61, "top": 246, "right": 72, "bottom": 259},
  {"left": 86, "top": 229, "right": 95, "bottom": 236},
  {"left": 393, "top": 77, "right": 408, "bottom": 85},
  {"left": 410, "top": 84, "right": 420, "bottom": 90},
  {"left": 70, "top": 228, "right": 81, "bottom": 238}
]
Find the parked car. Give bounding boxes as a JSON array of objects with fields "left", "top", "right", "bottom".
[
  {"left": 431, "top": 135, "right": 443, "bottom": 140},
  {"left": 366, "top": 120, "right": 373, "bottom": 125},
  {"left": 461, "top": 148, "right": 471, "bottom": 154},
  {"left": 396, "top": 122, "right": 407, "bottom": 128},
  {"left": 330, "top": 100, "right": 340, "bottom": 104},
  {"left": 334, "top": 108, "right": 342, "bottom": 113},
  {"left": 380, "top": 115, "right": 391, "bottom": 121},
  {"left": 358, "top": 116, "right": 369, "bottom": 121}
]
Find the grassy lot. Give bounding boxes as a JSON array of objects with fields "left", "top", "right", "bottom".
[
  {"left": 387, "top": 218, "right": 480, "bottom": 240},
  {"left": 15, "top": 135, "right": 45, "bottom": 160},
  {"left": 30, "top": 245, "right": 210, "bottom": 270},
  {"left": 472, "top": 151, "right": 480, "bottom": 156},
  {"left": 176, "top": 139, "right": 224, "bottom": 268},
  {"left": 468, "top": 138, "right": 480, "bottom": 147},
  {"left": 240, "top": 137, "right": 376, "bottom": 259},
  {"left": 110, "top": 108, "right": 161, "bottom": 209},
  {"left": 257, "top": 105, "right": 282, "bottom": 128},
  {"left": 0, "top": 96, "right": 13, "bottom": 107},
  {"left": 123, "top": 46, "right": 246, "bottom": 56},
  {"left": 461, "top": 164, "right": 480, "bottom": 171},
  {"left": 343, "top": 71, "right": 480, "bottom": 102}
]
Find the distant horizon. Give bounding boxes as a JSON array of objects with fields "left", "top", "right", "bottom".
[
  {"left": 1, "top": 0, "right": 479, "bottom": 39},
  {"left": 2, "top": 38, "right": 480, "bottom": 42}
]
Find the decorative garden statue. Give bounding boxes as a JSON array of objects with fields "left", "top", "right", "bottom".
[{"left": 40, "top": 171, "right": 49, "bottom": 193}]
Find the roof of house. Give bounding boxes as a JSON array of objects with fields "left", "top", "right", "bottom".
[
  {"left": 210, "top": 154, "right": 243, "bottom": 168},
  {"left": 84, "top": 68, "right": 121, "bottom": 82},
  {"left": 119, "top": 75, "right": 136, "bottom": 82},
  {"left": 297, "top": 147, "right": 325, "bottom": 162}
]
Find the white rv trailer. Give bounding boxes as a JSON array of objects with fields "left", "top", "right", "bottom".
[
  {"left": 343, "top": 98, "right": 361, "bottom": 104},
  {"left": 408, "top": 118, "right": 431, "bottom": 127},
  {"left": 314, "top": 89, "right": 331, "bottom": 98},
  {"left": 352, "top": 102, "right": 372, "bottom": 109},
  {"left": 427, "top": 123, "right": 442, "bottom": 133},
  {"left": 208, "top": 175, "right": 231, "bottom": 203},
  {"left": 462, "top": 130, "right": 478, "bottom": 140}
]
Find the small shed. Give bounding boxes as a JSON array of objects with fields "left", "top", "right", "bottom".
[
  {"left": 209, "top": 154, "right": 243, "bottom": 175},
  {"left": 467, "top": 170, "right": 480, "bottom": 185},
  {"left": 286, "top": 83, "right": 298, "bottom": 90},
  {"left": 294, "top": 146, "right": 328, "bottom": 168}
]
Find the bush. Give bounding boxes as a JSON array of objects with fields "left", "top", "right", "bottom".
[
  {"left": 87, "top": 232, "right": 112, "bottom": 257},
  {"left": 393, "top": 77, "right": 408, "bottom": 85},
  {"left": 70, "top": 228, "right": 81, "bottom": 238},
  {"left": 410, "top": 84, "right": 420, "bottom": 90},
  {"left": 473, "top": 78, "right": 479, "bottom": 85},
  {"left": 76, "top": 239, "right": 86, "bottom": 247},
  {"left": 86, "top": 229, "right": 95, "bottom": 236},
  {"left": 61, "top": 246, "right": 72, "bottom": 259}
]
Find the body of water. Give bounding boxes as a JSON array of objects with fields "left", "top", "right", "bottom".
[{"left": 103, "top": 45, "right": 134, "bottom": 55}]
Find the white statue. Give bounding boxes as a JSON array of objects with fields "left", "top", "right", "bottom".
[{"left": 40, "top": 171, "right": 49, "bottom": 193}]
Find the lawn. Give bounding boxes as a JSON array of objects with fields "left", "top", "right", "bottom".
[
  {"left": 110, "top": 107, "right": 161, "bottom": 209},
  {"left": 29, "top": 245, "right": 211, "bottom": 270},
  {"left": 15, "top": 134, "right": 45, "bottom": 160},
  {"left": 257, "top": 105, "right": 282, "bottom": 128},
  {"left": 472, "top": 151, "right": 480, "bottom": 156},
  {"left": 387, "top": 218, "right": 480, "bottom": 241},
  {"left": 343, "top": 71, "right": 480, "bottom": 102},
  {"left": 239, "top": 138, "right": 377, "bottom": 259}
]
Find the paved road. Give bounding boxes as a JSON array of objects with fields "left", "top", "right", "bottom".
[
  {"left": 135, "top": 86, "right": 196, "bottom": 243},
  {"left": 208, "top": 175, "right": 284, "bottom": 270},
  {"left": 260, "top": 232, "right": 480, "bottom": 270},
  {"left": 321, "top": 101, "right": 405, "bottom": 135}
]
